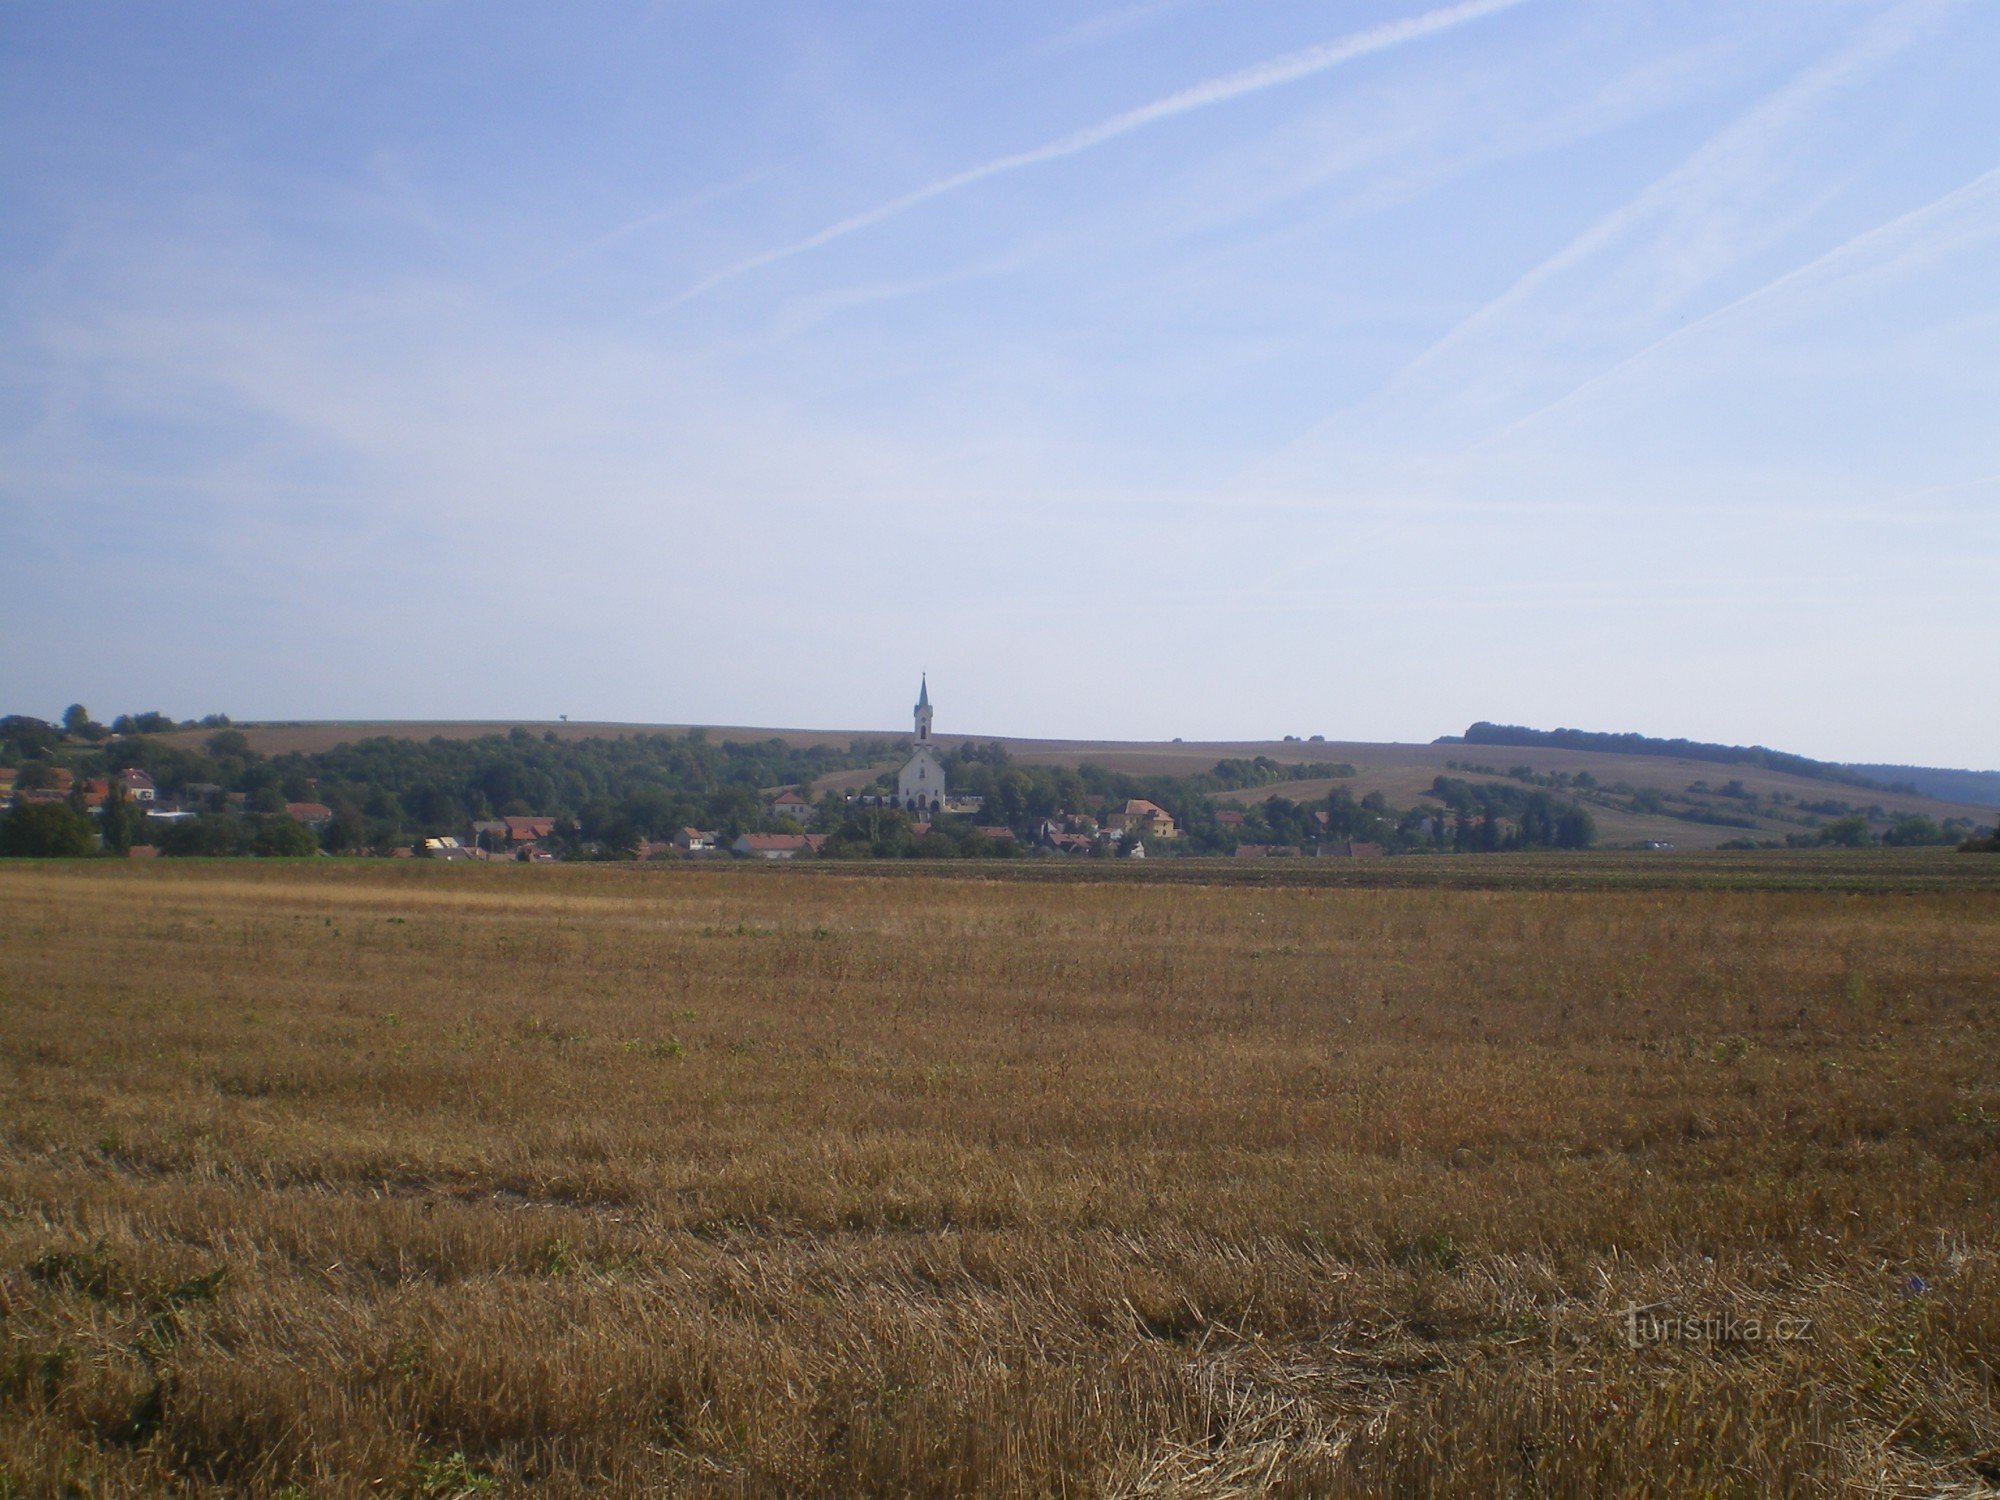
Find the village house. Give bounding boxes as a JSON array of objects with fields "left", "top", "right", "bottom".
[
  {"left": 286, "top": 802, "right": 334, "bottom": 828},
  {"left": 1106, "top": 798, "right": 1177, "bottom": 840},
  {"left": 672, "top": 827, "right": 719, "bottom": 854},
  {"left": 766, "top": 788, "right": 817, "bottom": 825},
  {"left": 115, "top": 769, "right": 157, "bottom": 803},
  {"left": 504, "top": 816, "right": 557, "bottom": 844}
]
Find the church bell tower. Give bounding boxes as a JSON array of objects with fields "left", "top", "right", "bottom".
[{"left": 914, "top": 675, "right": 933, "bottom": 743}]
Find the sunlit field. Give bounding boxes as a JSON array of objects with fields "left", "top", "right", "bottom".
[{"left": 2, "top": 856, "right": 1997, "bottom": 1496}]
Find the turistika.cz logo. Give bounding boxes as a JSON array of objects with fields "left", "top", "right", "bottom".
[{"left": 1622, "top": 1303, "right": 1812, "bottom": 1349}]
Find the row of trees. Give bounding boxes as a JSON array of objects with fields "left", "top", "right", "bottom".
[{"left": 0, "top": 801, "right": 320, "bottom": 858}]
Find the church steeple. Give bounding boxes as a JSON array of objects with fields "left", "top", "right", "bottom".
[{"left": 914, "top": 675, "right": 933, "bottom": 742}]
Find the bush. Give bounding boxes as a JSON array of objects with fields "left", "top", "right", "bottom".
[
  {"left": 159, "top": 815, "right": 256, "bottom": 858},
  {"left": 1881, "top": 815, "right": 1951, "bottom": 847},
  {"left": 0, "top": 801, "right": 96, "bottom": 857},
  {"left": 252, "top": 818, "right": 321, "bottom": 857}
]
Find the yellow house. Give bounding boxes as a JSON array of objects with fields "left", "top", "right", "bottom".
[{"left": 1107, "top": 798, "right": 1177, "bottom": 840}]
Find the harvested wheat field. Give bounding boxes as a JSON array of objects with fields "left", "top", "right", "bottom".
[{"left": 2, "top": 857, "right": 1997, "bottom": 1497}]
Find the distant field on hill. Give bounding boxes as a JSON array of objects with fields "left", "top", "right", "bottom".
[
  {"left": 161, "top": 720, "right": 1996, "bottom": 850},
  {"left": 2, "top": 858, "right": 1996, "bottom": 1494}
]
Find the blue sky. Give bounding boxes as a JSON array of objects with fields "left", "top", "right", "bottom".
[{"left": 3, "top": 0, "right": 1995, "bottom": 764}]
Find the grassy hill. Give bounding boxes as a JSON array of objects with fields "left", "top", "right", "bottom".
[{"left": 158, "top": 720, "right": 1995, "bottom": 851}]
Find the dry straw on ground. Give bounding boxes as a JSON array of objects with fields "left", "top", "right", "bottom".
[{"left": 1, "top": 856, "right": 1996, "bottom": 1495}]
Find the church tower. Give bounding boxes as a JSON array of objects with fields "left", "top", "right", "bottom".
[{"left": 897, "top": 675, "right": 946, "bottom": 812}]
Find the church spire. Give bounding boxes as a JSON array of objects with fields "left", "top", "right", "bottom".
[{"left": 914, "top": 675, "right": 933, "bottom": 742}]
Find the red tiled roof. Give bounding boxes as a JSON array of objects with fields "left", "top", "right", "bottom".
[
  {"left": 736, "top": 833, "right": 808, "bottom": 852},
  {"left": 285, "top": 802, "right": 334, "bottom": 822}
]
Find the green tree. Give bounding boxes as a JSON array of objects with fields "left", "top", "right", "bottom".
[
  {"left": 0, "top": 801, "right": 96, "bottom": 857},
  {"left": 159, "top": 815, "right": 255, "bottom": 857},
  {"left": 14, "top": 760, "right": 58, "bottom": 791},
  {"left": 1881, "top": 815, "right": 1949, "bottom": 847},
  {"left": 251, "top": 818, "right": 320, "bottom": 857},
  {"left": 99, "top": 782, "right": 137, "bottom": 855},
  {"left": 62, "top": 704, "right": 91, "bottom": 738},
  {"left": 1818, "top": 814, "right": 1872, "bottom": 848},
  {"left": 1554, "top": 804, "right": 1597, "bottom": 849}
]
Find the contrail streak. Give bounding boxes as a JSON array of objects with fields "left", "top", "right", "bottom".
[{"left": 654, "top": 0, "right": 1531, "bottom": 312}]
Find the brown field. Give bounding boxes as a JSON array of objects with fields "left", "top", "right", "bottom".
[
  {"left": 3, "top": 856, "right": 1998, "bottom": 1496},
  {"left": 157, "top": 720, "right": 1993, "bottom": 850}
]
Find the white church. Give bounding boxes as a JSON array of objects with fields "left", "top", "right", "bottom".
[{"left": 878, "top": 677, "right": 982, "bottom": 816}]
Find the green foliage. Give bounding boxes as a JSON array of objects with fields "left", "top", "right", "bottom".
[
  {"left": 1427, "top": 778, "right": 1596, "bottom": 851},
  {"left": 252, "top": 818, "right": 321, "bottom": 858},
  {"left": 1881, "top": 815, "right": 1952, "bottom": 847},
  {"left": 159, "top": 815, "right": 256, "bottom": 858},
  {"left": 11, "top": 760, "right": 58, "bottom": 791},
  {"left": 62, "top": 704, "right": 104, "bottom": 740},
  {"left": 98, "top": 784, "right": 138, "bottom": 855},
  {"left": 0, "top": 801, "right": 96, "bottom": 857},
  {"left": 1817, "top": 814, "right": 1874, "bottom": 848},
  {"left": 0, "top": 715, "right": 62, "bottom": 762}
]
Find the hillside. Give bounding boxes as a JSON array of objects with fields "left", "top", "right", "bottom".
[
  {"left": 154, "top": 720, "right": 1995, "bottom": 851},
  {"left": 1846, "top": 763, "right": 2000, "bottom": 808}
]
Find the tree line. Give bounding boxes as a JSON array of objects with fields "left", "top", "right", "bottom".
[{"left": 1, "top": 708, "right": 1620, "bottom": 860}]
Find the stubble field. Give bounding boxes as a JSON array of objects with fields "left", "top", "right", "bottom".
[{"left": 1, "top": 856, "right": 1997, "bottom": 1496}]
